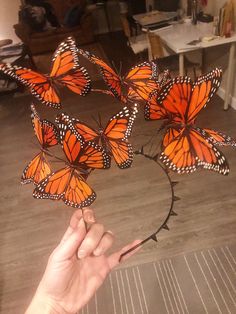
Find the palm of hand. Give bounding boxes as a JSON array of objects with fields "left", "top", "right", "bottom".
[
  {"left": 30, "top": 210, "right": 140, "bottom": 314},
  {"left": 40, "top": 253, "right": 111, "bottom": 313}
]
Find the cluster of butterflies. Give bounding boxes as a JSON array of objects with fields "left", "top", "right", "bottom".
[
  {"left": 21, "top": 103, "right": 137, "bottom": 208},
  {"left": 1, "top": 36, "right": 235, "bottom": 208}
]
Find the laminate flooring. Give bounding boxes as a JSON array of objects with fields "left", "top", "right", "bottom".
[
  {"left": 1, "top": 85, "right": 236, "bottom": 313},
  {"left": 0, "top": 33, "right": 236, "bottom": 313}
]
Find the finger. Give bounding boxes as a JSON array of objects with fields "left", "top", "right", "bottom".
[
  {"left": 60, "top": 209, "right": 83, "bottom": 244},
  {"left": 54, "top": 217, "right": 86, "bottom": 261},
  {"left": 77, "top": 223, "right": 104, "bottom": 259},
  {"left": 93, "top": 230, "right": 114, "bottom": 256},
  {"left": 108, "top": 239, "right": 142, "bottom": 270},
  {"left": 82, "top": 208, "right": 96, "bottom": 224}
]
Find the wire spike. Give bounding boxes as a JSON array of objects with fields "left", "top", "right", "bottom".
[
  {"left": 170, "top": 210, "right": 178, "bottom": 216},
  {"left": 171, "top": 181, "right": 179, "bottom": 187},
  {"left": 152, "top": 153, "right": 159, "bottom": 161},
  {"left": 151, "top": 234, "right": 158, "bottom": 242},
  {"left": 162, "top": 224, "right": 169, "bottom": 230},
  {"left": 173, "top": 196, "right": 181, "bottom": 202}
]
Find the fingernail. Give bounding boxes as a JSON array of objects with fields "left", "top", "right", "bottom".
[
  {"left": 93, "top": 248, "right": 102, "bottom": 256},
  {"left": 87, "top": 214, "right": 95, "bottom": 223},
  {"left": 77, "top": 218, "right": 85, "bottom": 229},
  {"left": 78, "top": 250, "right": 86, "bottom": 259}
]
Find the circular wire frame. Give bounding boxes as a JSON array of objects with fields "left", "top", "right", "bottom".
[{"left": 119, "top": 147, "right": 180, "bottom": 261}]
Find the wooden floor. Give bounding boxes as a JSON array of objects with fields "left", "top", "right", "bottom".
[{"left": 0, "top": 32, "right": 236, "bottom": 313}]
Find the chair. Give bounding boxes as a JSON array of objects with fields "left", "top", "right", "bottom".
[
  {"left": 147, "top": 31, "right": 200, "bottom": 78},
  {"left": 14, "top": 0, "right": 94, "bottom": 56},
  {"left": 120, "top": 14, "right": 148, "bottom": 60}
]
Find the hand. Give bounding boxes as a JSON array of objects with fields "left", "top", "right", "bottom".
[{"left": 25, "top": 209, "right": 141, "bottom": 314}]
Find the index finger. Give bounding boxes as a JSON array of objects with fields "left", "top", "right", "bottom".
[{"left": 60, "top": 208, "right": 96, "bottom": 244}]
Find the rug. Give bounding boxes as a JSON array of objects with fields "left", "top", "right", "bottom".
[
  {"left": 81, "top": 243, "right": 236, "bottom": 314},
  {"left": 33, "top": 42, "right": 109, "bottom": 81}
]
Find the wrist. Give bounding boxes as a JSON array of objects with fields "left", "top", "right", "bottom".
[{"left": 25, "top": 292, "right": 70, "bottom": 314}]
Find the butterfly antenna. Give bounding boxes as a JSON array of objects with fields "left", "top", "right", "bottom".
[
  {"left": 112, "top": 60, "right": 120, "bottom": 76},
  {"left": 142, "top": 132, "right": 156, "bottom": 150},
  {"left": 119, "top": 60, "right": 122, "bottom": 76},
  {"left": 91, "top": 114, "right": 99, "bottom": 127},
  {"left": 42, "top": 149, "right": 67, "bottom": 164},
  {"left": 98, "top": 112, "right": 102, "bottom": 128}
]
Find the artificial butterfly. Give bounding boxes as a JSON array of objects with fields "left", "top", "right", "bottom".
[
  {"left": 33, "top": 114, "right": 111, "bottom": 208},
  {"left": 145, "top": 68, "right": 235, "bottom": 175},
  {"left": 70, "top": 104, "right": 138, "bottom": 169},
  {"left": 78, "top": 48, "right": 160, "bottom": 103},
  {"left": 0, "top": 37, "right": 90, "bottom": 108},
  {"left": 21, "top": 104, "right": 58, "bottom": 185}
]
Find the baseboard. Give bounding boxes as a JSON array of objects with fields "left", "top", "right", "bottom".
[{"left": 217, "top": 86, "right": 236, "bottom": 110}]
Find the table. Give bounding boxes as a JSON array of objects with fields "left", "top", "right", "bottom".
[
  {"left": 154, "top": 22, "right": 236, "bottom": 110},
  {"left": 0, "top": 42, "right": 36, "bottom": 95},
  {"left": 133, "top": 10, "right": 177, "bottom": 27}
]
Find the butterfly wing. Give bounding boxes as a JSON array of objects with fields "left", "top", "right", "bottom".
[
  {"left": 21, "top": 152, "right": 52, "bottom": 184},
  {"left": 33, "top": 167, "right": 96, "bottom": 208},
  {"left": 50, "top": 37, "right": 90, "bottom": 96},
  {"left": 103, "top": 105, "right": 138, "bottom": 168},
  {"left": 153, "top": 68, "right": 222, "bottom": 125},
  {"left": 31, "top": 104, "right": 58, "bottom": 148},
  {"left": 160, "top": 127, "right": 229, "bottom": 175},
  {"left": 155, "top": 76, "right": 193, "bottom": 124},
  {"left": 187, "top": 68, "right": 222, "bottom": 124},
  {"left": 109, "top": 140, "right": 133, "bottom": 169},
  {"left": 59, "top": 69, "right": 91, "bottom": 95},
  {"left": 199, "top": 128, "right": 236, "bottom": 147},
  {"left": 78, "top": 48, "right": 123, "bottom": 100},
  {"left": 0, "top": 64, "right": 61, "bottom": 108},
  {"left": 125, "top": 61, "right": 158, "bottom": 81},
  {"left": 72, "top": 118, "right": 99, "bottom": 142},
  {"left": 145, "top": 89, "right": 171, "bottom": 121},
  {"left": 128, "top": 79, "right": 160, "bottom": 102},
  {"left": 124, "top": 62, "right": 159, "bottom": 101},
  {"left": 56, "top": 113, "right": 110, "bottom": 169},
  {"left": 104, "top": 105, "right": 138, "bottom": 140}
]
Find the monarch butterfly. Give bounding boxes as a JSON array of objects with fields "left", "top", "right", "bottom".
[
  {"left": 33, "top": 113, "right": 111, "bottom": 208},
  {"left": 78, "top": 48, "right": 160, "bottom": 103},
  {"left": 146, "top": 68, "right": 235, "bottom": 175},
  {"left": 21, "top": 104, "right": 59, "bottom": 184},
  {"left": 0, "top": 37, "right": 90, "bottom": 108},
  {"left": 69, "top": 104, "right": 138, "bottom": 169}
]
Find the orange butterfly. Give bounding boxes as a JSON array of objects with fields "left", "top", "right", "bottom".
[
  {"left": 33, "top": 113, "right": 111, "bottom": 208},
  {"left": 78, "top": 48, "right": 159, "bottom": 103},
  {"left": 146, "top": 68, "right": 234, "bottom": 175},
  {"left": 0, "top": 37, "right": 90, "bottom": 108},
  {"left": 21, "top": 104, "right": 58, "bottom": 185},
  {"left": 71, "top": 105, "right": 138, "bottom": 169}
]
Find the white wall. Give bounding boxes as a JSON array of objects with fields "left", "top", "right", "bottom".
[
  {"left": 200, "top": 0, "right": 236, "bottom": 109},
  {"left": 0, "top": 0, "right": 22, "bottom": 43}
]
